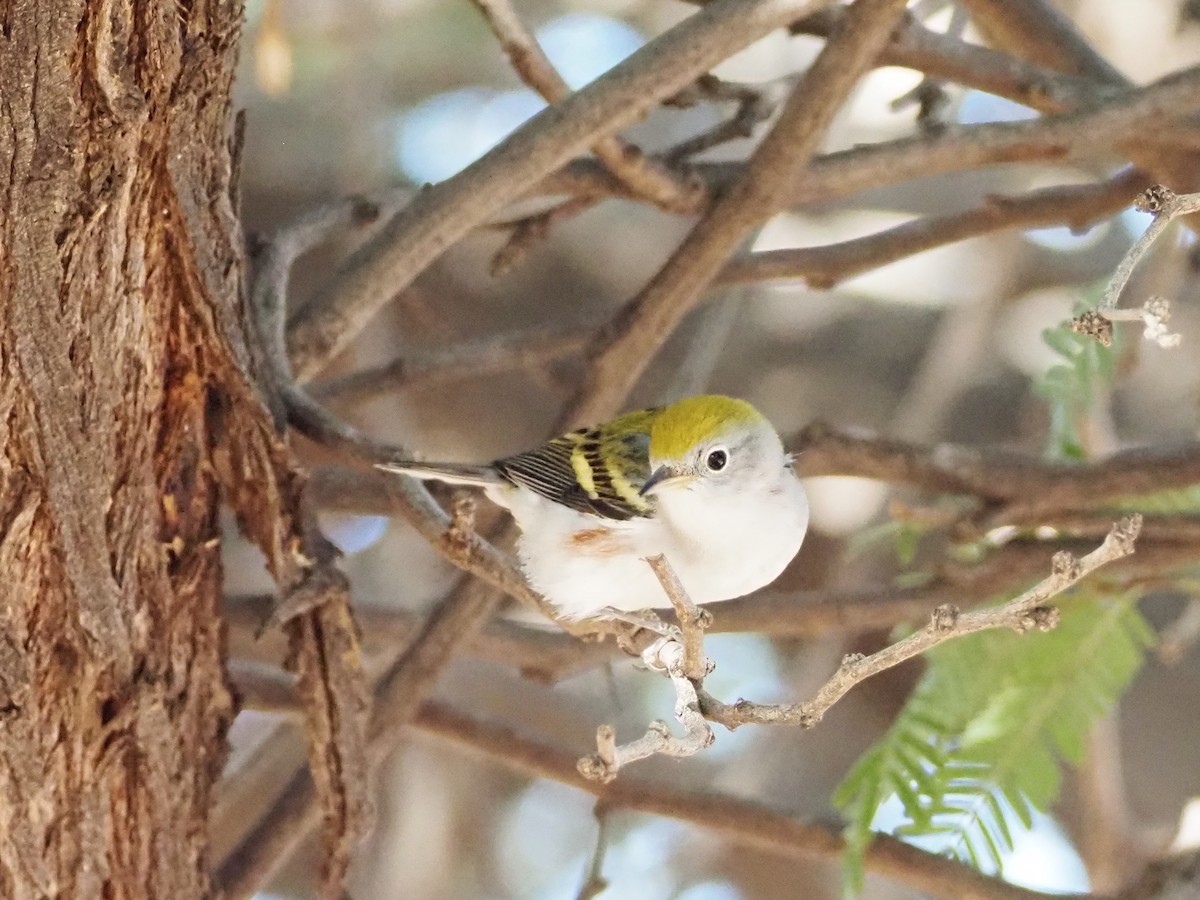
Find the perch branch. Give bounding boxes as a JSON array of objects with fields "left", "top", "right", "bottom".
[
  {"left": 700, "top": 516, "right": 1142, "bottom": 730},
  {"left": 576, "top": 558, "right": 716, "bottom": 782},
  {"left": 577, "top": 639, "right": 714, "bottom": 783},
  {"left": 645, "top": 554, "right": 710, "bottom": 681}
]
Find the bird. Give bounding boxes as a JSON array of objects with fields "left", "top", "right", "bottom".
[{"left": 376, "top": 395, "right": 809, "bottom": 622}]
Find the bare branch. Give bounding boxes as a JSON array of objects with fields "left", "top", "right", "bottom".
[
  {"left": 488, "top": 195, "right": 601, "bottom": 275},
  {"left": 789, "top": 422, "right": 1200, "bottom": 514},
  {"left": 413, "top": 703, "right": 1059, "bottom": 900},
  {"left": 561, "top": 0, "right": 912, "bottom": 428},
  {"left": 309, "top": 322, "right": 592, "bottom": 404},
  {"left": 663, "top": 75, "right": 781, "bottom": 162},
  {"left": 577, "top": 641, "right": 714, "bottom": 783},
  {"left": 471, "top": 0, "right": 702, "bottom": 214},
  {"left": 286, "top": 0, "right": 833, "bottom": 381},
  {"left": 543, "top": 65, "right": 1200, "bottom": 214},
  {"left": 957, "top": 0, "right": 1200, "bottom": 221},
  {"left": 954, "top": 0, "right": 1126, "bottom": 84},
  {"left": 717, "top": 168, "right": 1146, "bottom": 290},
  {"left": 645, "top": 554, "right": 710, "bottom": 681},
  {"left": 700, "top": 516, "right": 1142, "bottom": 730},
  {"left": 1071, "top": 185, "right": 1200, "bottom": 349},
  {"left": 226, "top": 594, "right": 612, "bottom": 684},
  {"left": 216, "top": 768, "right": 320, "bottom": 900},
  {"left": 575, "top": 806, "right": 611, "bottom": 900}
]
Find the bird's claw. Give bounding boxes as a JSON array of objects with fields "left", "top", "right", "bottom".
[
  {"left": 639, "top": 636, "right": 715, "bottom": 676},
  {"left": 599, "top": 607, "right": 678, "bottom": 638}
]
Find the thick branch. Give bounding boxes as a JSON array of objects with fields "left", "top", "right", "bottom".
[
  {"left": 545, "top": 65, "right": 1200, "bottom": 213},
  {"left": 560, "top": 0, "right": 911, "bottom": 428},
  {"left": 790, "top": 423, "right": 1200, "bottom": 515},
  {"left": 415, "top": 703, "right": 1061, "bottom": 900}
]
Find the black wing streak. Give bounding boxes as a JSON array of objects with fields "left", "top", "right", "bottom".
[{"left": 493, "top": 425, "right": 652, "bottom": 521}]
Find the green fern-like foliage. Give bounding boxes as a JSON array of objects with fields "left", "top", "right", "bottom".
[
  {"left": 1107, "top": 484, "right": 1200, "bottom": 515},
  {"left": 1033, "top": 320, "right": 1117, "bottom": 461},
  {"left": 833, "top": 594, "right": 1153, "bottom": 894}
]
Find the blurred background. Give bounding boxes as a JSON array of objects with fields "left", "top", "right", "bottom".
[{"left": 221, "top": 0, "right": 1200, "bottom": 896}]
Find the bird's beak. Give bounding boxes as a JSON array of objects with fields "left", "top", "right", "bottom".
[{"left": 640, "top": 465, "right": 693, "bottom": 497}]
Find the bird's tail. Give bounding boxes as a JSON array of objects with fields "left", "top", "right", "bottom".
[{"left": 375, "top": 459, "right": 502, "bottom": 489}]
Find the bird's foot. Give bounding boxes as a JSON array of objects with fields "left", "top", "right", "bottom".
[{"left": 598, "top": 607, "right": 682, "bottom": 641}]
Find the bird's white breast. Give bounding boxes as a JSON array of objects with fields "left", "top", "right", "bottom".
[{"left": 498, "top": 471, "right": 809, "bottom": 621}]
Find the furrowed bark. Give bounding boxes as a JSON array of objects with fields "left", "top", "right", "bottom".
[{"left": 0, "top": 1, "right": 283, "bottom": 896}]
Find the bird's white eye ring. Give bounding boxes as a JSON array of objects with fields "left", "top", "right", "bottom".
[{"left": 706, "top": 448, "right": 729, "bottom": 472}]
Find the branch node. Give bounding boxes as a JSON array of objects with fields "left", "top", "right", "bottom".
[
  {"left": 1135, "top": 184, "right": 1176, "bottom": 214},
  {"left": 349, "top": 194, "right": 383, "bottom": 226},
  {"left": 1110, "top": 512, "right": 1144, "bottom": 552},
  {"left": 1052, "top": 550, "right": 1082, "bottom": 580},
  {"left": 1070, "top": 309, "right": 1114, "bottom": 347},
  {"left": 438, "top": 492, "right": 479, "bottom": 564},
  {"left": 931, "top": 603, "right": 960, "bottom": 632},
  {"left": 1014, "top": 605, "right": 1060, "bottom": 634}
]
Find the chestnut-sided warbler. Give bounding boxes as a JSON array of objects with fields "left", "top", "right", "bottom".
[{"left": 377, "top": 395, "right": 809, "bottom": 621}]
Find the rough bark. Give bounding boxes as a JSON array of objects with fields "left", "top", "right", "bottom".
[{"left": 0, "top": 1, "right": 250, "bottom": 896}]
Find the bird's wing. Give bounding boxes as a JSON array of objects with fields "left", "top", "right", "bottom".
[{"left": 493, "top": 408, "right": 659, "bottom": 521}]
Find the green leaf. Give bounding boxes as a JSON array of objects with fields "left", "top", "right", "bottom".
[
  {"left": 1034, "top": 315, "right": 1118, "bottom": 461},
  {"left": 833, "top": 594, "right": 1153, "bottom": 891}
]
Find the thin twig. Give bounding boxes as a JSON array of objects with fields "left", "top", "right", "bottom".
[
  {"left": 578, "top": 640, "right": 715, "bottom": 783},
  {"left": 489, "top": 195, "right": 600, "bottom": 275},
  {"left": 700, "top": 515, "right": 1142, "bottom": 730},
  {"left": 663, "top": 75, "right": 781, "bottom": 162},
  {"left": 575, "top": 806, "right": 611, "bottom": 900},
  {"left": 309, "top": 322, "right": 593, "bottom": 403},
  {"left": 645, "top": 554, "right": 710, "bottom": 681},
  {"left": 226, "top": 593, "right": 613, "bottom": 683},
  {"left": 471, "top": 0, "right": 702, "bottom": 214},
  {"left": 888, "top": 3, "right": 967, "bottom": 133},
  {"left": 1073, "top": 184, "right": 1198, "bottom": 349}
]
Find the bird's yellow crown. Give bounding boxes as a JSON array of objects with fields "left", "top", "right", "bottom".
[{"left": 649, "top": 395, "right": 764, "bottom": 461}]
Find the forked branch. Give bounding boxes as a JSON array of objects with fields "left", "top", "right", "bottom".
[
  {"left": 1073, "top": 184, "right": 1197, "bottom": 348},
  {"left": 578, "top": 515, "right": 1142, "bottom": 779}
]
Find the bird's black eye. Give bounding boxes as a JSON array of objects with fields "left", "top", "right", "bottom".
[{"left": 706, "top": 448, "right": 728, "bottom": 472}]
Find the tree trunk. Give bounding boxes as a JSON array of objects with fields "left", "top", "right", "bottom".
[{"left": 0, "top": 1, "right": 246, "bottom": 895}]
